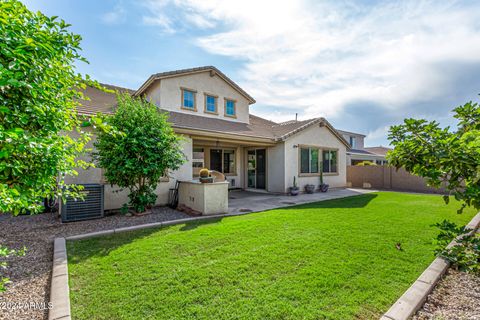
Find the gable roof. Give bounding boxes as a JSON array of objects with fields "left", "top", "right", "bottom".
[
  {"left": 134, "top": 66, "right": 256, "bottom": 104},
  {"left": 76, "top": 83, "right": 349, "bottom": 147}
]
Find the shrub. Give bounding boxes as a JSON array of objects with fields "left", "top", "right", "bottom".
[
  {"left": 94, "top": 93, "right": 185, "bottom": 213},
  {"left": 433, "top": 220, "right": 480, "bottom": 274},
  {"left": 356, "top": 161, "right": 376, "bottom": 166}
]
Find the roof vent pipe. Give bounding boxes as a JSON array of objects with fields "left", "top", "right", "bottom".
[{"left": 295, "top": 113, "right": 298, "bottom": 122}]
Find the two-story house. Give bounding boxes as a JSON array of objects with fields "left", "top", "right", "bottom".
[
  {"left": 337, "top": 130, "right": 390, "bottom": 165},
  {"left": 71, "top": 66, "right": 350, "bottom": 210}
]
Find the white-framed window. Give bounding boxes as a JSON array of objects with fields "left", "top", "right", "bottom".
[
  {"left": 300, "top": 147, "right": 319, "bottom": 174},
  {"left": 322, "top": 150, "right": 338, "bottom": 173}
]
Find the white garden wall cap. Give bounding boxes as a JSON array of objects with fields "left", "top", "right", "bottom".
[{"left": 381, "top": 211, "right": 480, "bottom": 320}]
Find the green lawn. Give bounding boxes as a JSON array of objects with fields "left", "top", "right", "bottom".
[{"left": 67, "top": 192, "right": 477, "bottom": 320}]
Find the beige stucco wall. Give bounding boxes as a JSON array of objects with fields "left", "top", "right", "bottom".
[
  {"left": 178, "top": 181, "right": 229, "bottom": 215},
  {"left": 283, "top": 125, "right": 347, "bottom": 192},
  {"left": 144, "top": 71, "right": 250, "bottom": 123},
  {"left": 266, "top": 143, "right": 286, "bottom": 193},
  {"left": 65, "top": 127, "right": 193, "bottom": 210}
]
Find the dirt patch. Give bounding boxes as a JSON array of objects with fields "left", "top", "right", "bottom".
[{"left": 0, "top": 207, "right": 188, "bottom": 320}]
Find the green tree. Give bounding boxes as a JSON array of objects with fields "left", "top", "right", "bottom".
[
  {"left": 94, "top": 93, "right": 185, "bottom": 213},
  {"left": 388, "top": 100, "right": 480, "bottom": 272},
  {"left": 387, "top": 100, "right": 480, "bottom": 212},
  {"left": 0, "top": 0, "right": 98, "bottom": 215}
]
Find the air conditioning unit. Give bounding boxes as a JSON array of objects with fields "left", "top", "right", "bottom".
[{"left": 61, "top": 184, "right": 104, "bottom": 222}]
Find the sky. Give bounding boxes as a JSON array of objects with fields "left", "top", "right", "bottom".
[{"left": 23, "top": 0, "right": 480, "bottom": 147}]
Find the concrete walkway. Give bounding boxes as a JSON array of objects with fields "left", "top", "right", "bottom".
[{"left": 228, "top": 188, "right": 374, "bottom": 214}]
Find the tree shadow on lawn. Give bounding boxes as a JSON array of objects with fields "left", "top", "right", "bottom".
[
  {"left": 67, "top": 217, "right": 224, "bottom": 265},
  {"left": 284, "top": 193, "right": 378, "bottom": 210}
]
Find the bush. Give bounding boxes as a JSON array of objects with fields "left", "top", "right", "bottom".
[
  {"left": 433, "top": 220, "right": 480, "bottom": 274},
  {"left": 356, "top": 161, "right": 376, "bottom": 166},
  {"left": 94, "top": 93, "right": 185, "bottom": 213}
]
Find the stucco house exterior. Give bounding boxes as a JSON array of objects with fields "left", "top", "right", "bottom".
[
  {"left": 71, "top": 66, "right": 349, "bottom": 210},
  {"left": 337, "top": 130, "right": 390, "bottom": 165}
]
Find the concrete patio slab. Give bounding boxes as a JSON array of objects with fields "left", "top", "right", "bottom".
[{"left": 228, "top": 188, "right": 375, "bottom": 214}]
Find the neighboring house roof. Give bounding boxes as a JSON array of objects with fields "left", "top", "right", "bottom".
[
  {"left": 134, "top": 66, "right": 256, "bottom": 104},
  {"left": 76, "top": 83, "right": 349, "bottom": 147},
  {"left": 364, "top": 146, "right": 391, "bottom": 156},
  {"left": 76, "top": 84, "right": 133, "bottom": 116},
  {"left": 336, "top": 129, "right": 366, "bottom": 137},
  {"left": 348, "top": 149, "right": 376, "bottom": 155}
]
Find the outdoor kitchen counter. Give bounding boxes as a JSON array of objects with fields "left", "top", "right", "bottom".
[{"left": 178, "top": 180, "right": 229, "bottom": 215}]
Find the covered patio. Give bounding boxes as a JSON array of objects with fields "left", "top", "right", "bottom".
[{"left": 228, "top": 188, "right": 373, "bottom": 214}]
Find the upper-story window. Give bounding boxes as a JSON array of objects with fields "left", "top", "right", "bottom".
[
  {"left": 349, "top": 136, "right": 356, "bottom": 148},
  {"left": 181, "top": 88, "right": 196, "bottom": 111},
  {"left": 224, "top": 98, "right": 236, "bottom": 117},
  {"left": 204, "top": 94, "right": 217, "bottom": 114}
]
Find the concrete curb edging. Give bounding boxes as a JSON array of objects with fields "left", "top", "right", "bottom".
[
  {"left": 50, "top": 212, "right": 253, "bottom": 320},
  {"left": 380, "top": 212, "right": 480, "bottom": 320},
  {"left": 49, "top": 237, "right": 70, "bottom": 320}
]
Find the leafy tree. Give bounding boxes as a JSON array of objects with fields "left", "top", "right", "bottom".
[
  {"left": 387, "top": 101, "right": 480, "bottom": 212},
  {"left": 0, "top": 0, "right": 98, "bottom": 215},
  {"left": 94, "top": 93, "right": 185, "bottom": 213},
  {"left": 388, "top": 101, "right": 480, "bottom": 272}
]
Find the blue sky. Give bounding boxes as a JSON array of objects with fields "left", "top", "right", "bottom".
[{"left": 23, "top": 0, "right": 480, "bottom": 146}]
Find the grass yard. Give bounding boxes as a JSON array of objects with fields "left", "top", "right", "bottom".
[{"left": 67, "top": 192, "right": 477, "bottom": 320}]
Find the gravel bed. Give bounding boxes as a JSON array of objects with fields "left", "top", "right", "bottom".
[
  {"left": 0, "top": 207, "right": 189, "bottom": 320},
  {"left": 414, "top": 269, "right": 480, "bottom": 320}
]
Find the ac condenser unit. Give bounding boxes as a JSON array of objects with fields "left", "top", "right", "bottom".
[{"left": 61, "top": 184, "right": 104, "bottom": 222}]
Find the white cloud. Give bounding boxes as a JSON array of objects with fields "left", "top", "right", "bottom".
[
  {"left": 142, "top": 0, "right": 480, "bottom": 133},
  {"left": 101, "top": 3, "right": 127, "bottom": 25}
]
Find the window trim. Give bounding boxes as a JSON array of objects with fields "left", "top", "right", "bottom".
[
  {"left": 322, "top": 148, "right": 339, "bottom": 175},
  {"left": 349, "top": 136, "right": 356, "bottom": 148},
  {"left": 298, "top": 145, "right": 339, "bottom": 176},
  {"left": 299, "top": 146, "right": 320, "bottom": 176},
  {"left": 180, "top": 87, "right": 197, "bottom": 111},
  {"left": 203, "top": 93, "right": 218, "bottom": 114},
  {"left": 224, "top": 98, "right": 237, "bottom": 118}
]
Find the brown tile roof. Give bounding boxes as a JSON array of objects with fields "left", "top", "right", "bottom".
[
  {"left": 166, "top": 111, "right": 276, "bottom": 139},
  {"left": 364, "top": 146, "right": 391, "bottom": 156},
  {"left": 134, "top": 66, "right": 256, "bottom": 104},
  {"left": 76, "top": 84, "right": 134, "bottom": 116},
  {"left": 77, "top": 84, "right": 349, "bottom": 146}
]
